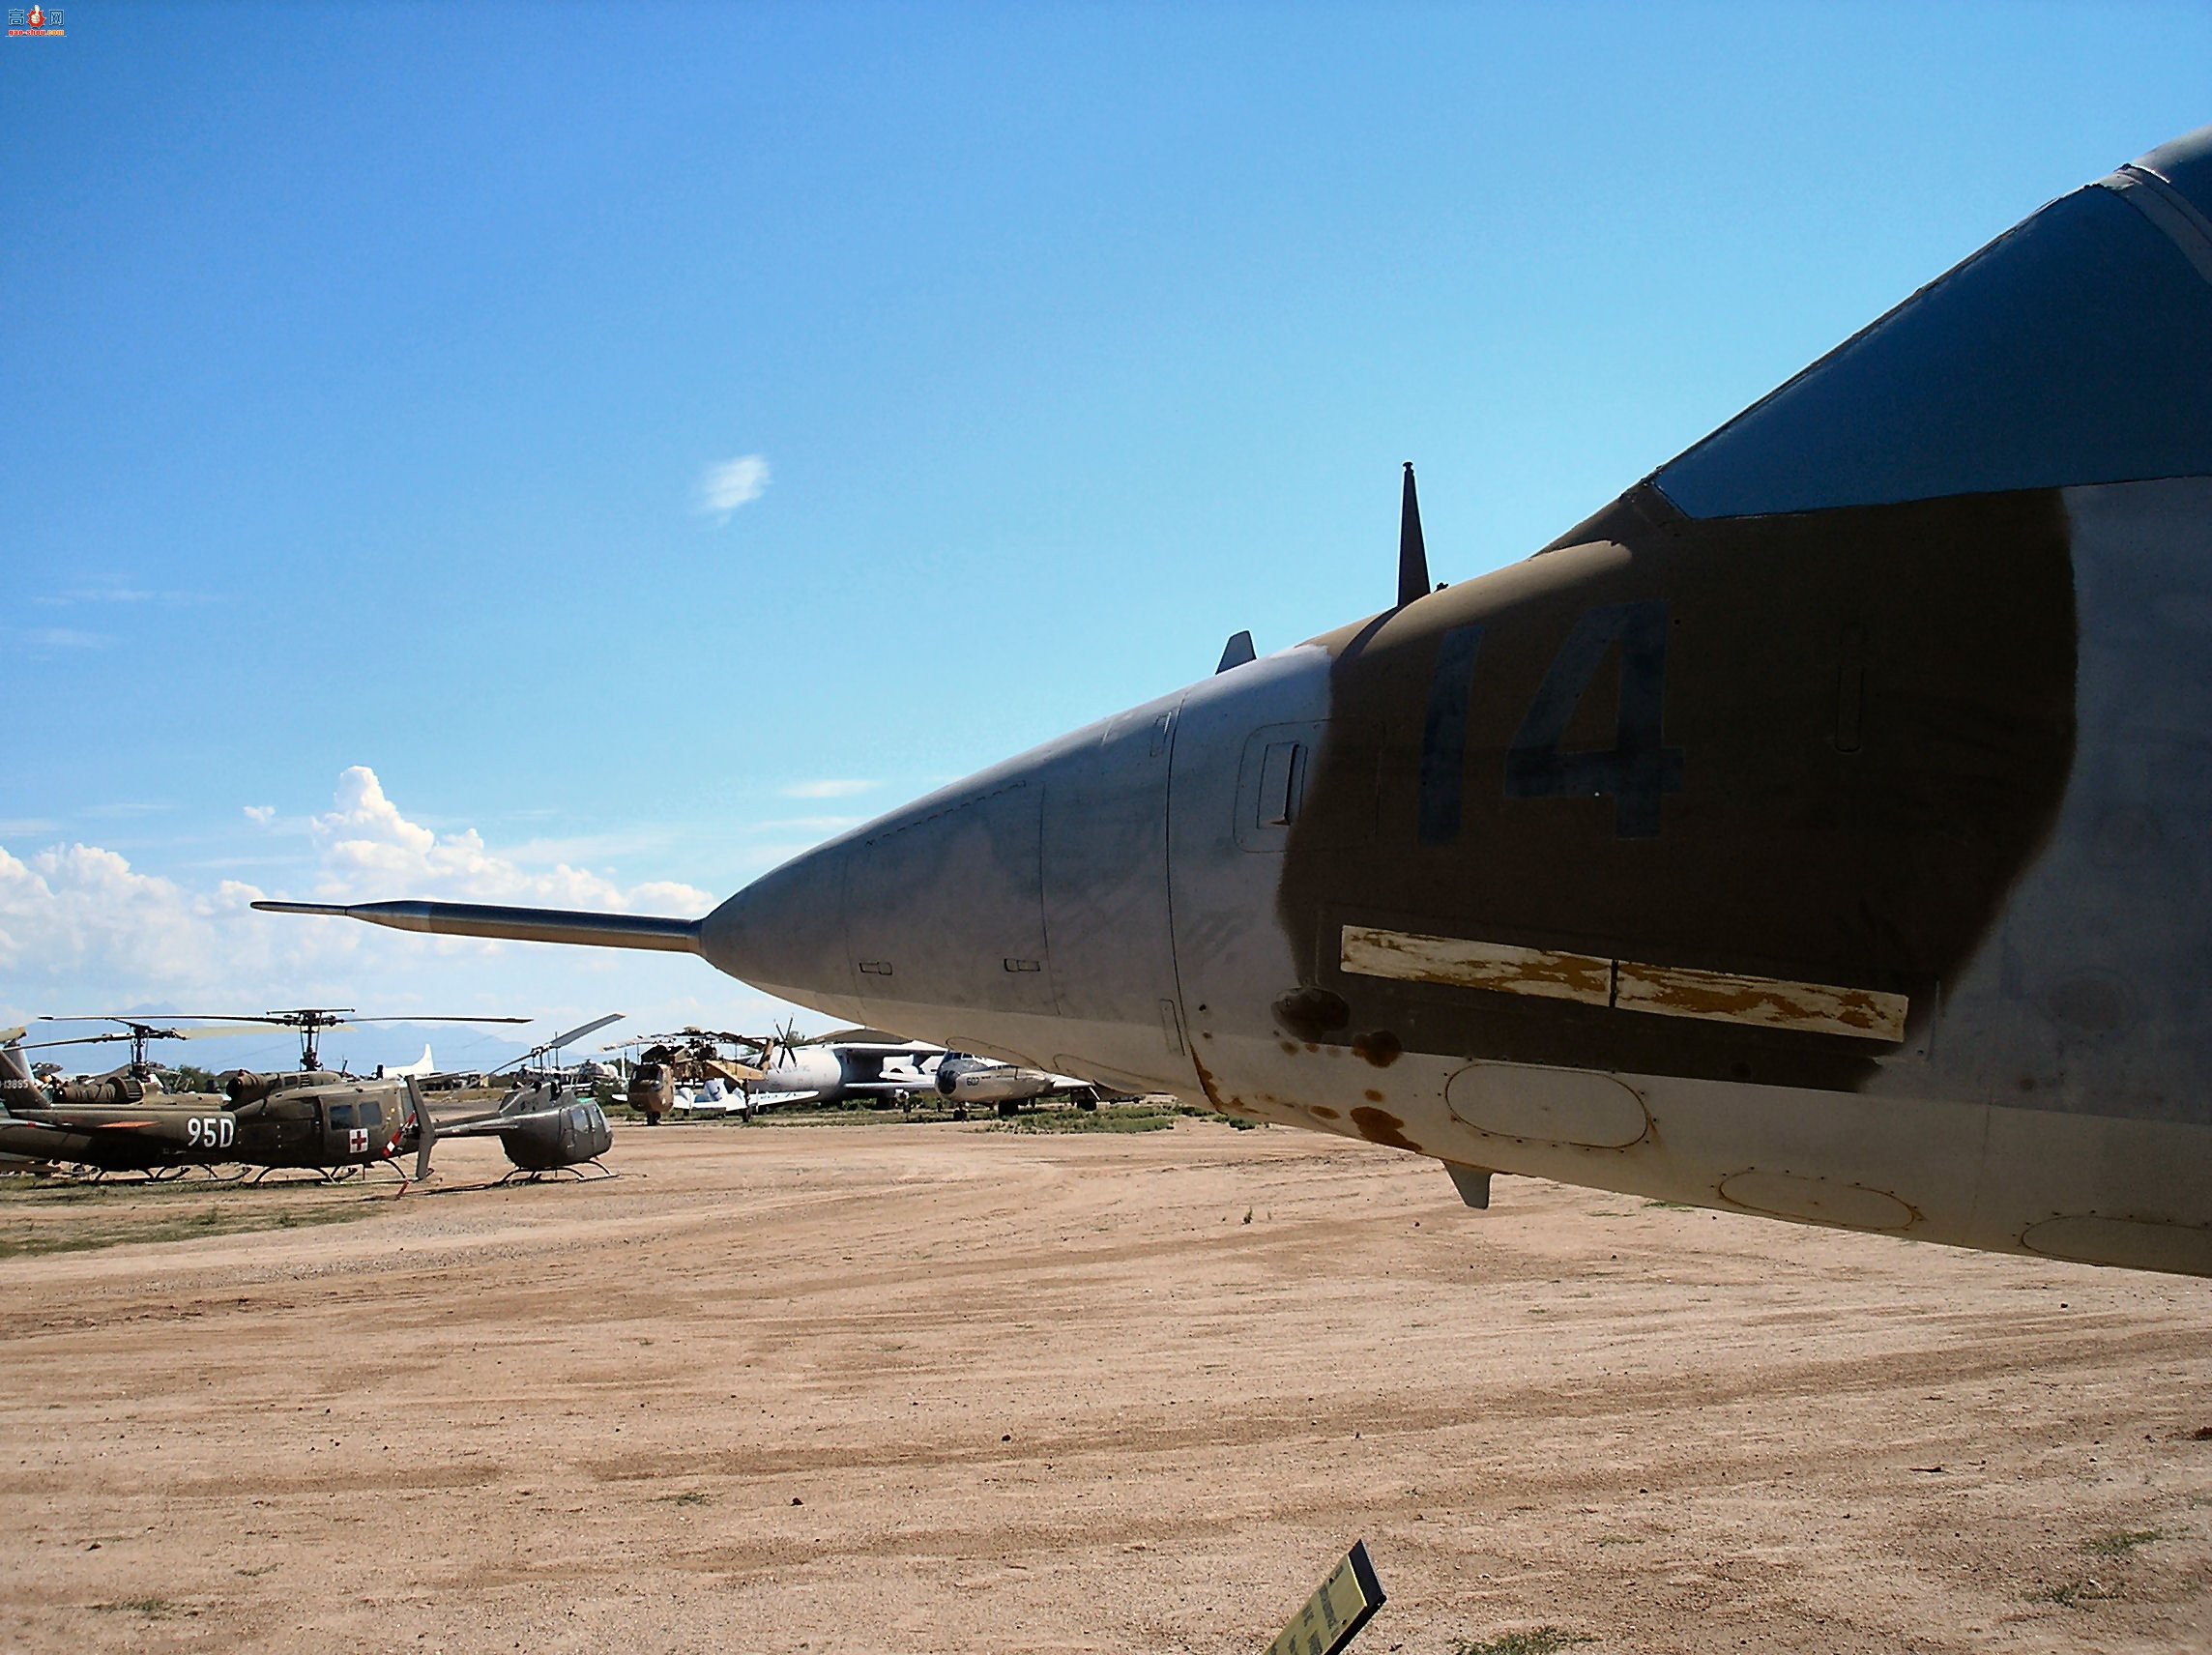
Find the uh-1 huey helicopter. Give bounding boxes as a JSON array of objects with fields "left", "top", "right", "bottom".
[
  {"left": 0, "top": 1008, "right": 530, "bottom": 1183},
  {"left": 427, "top": 1013, "right": 626, "bottom": 1179},
  {"left": 0, "top": 1018, "right": 243, "bottom": 1175}
]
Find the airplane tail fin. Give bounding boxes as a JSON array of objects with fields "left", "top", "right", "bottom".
[{"left": 1598, "top": 125, "right": 2212, "bottom": 533}]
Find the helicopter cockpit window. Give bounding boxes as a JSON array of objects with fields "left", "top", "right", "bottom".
[
  {"left": 360, "top": 1100, "right": 384, "bottom": 1128},
  {"left": 329, "top": 1103, "right": 356, "bottom": 1128}
]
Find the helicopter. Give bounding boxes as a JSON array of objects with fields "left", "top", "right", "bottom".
[
  {"left": 0, "top": 1009, "right": 530, "bottom": 1182},
  {"left": 616, "top": 1029, "right": 766, "bottom": 1124},
  {"left": 426, "top": 1014, "right": 626, "bottom": 1178},
  {"left": 0, "top": 1016, "right": 261, "bottom": 1108}
]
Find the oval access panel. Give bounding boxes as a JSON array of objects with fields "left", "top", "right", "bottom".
[
  {"left": 1719, "top": 1171, "right": 1915, "bottom": 1233},
  {"left": 1444, "top": 1062, "right": 1650, "bottom": 1148}
]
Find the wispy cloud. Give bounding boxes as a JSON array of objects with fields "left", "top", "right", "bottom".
[
  {"left": 697, "top": 453, "right": 771, "bottom": 522},
  {"left": 84, "top": 801, "right": 172, "bottom": 820},
  {"left": 502, "top": 828, "right": 681, "bottom": 867},
  {"left": 751, "top": 815, "right": 862, "bottom": 833},
  {"left": 34, "top": 587, "right": 152, "bottom": 605},
  {"left": 0, "top": 768, "right": 719, "bottom": 1024},
  {"left": 20, "top": 627, "right": 112, "bottom": 652},
  {"left": 778, "top": 779, "right": 875, "bottom": 799},
  {"left": 33, "top": 576, "right": 215, "bottom": 608},
  {"left": 0, "top": 772, "right": 857, "bottom": 1060},
  {"left": 0, "top": 819, "right": 62, "bottom": 838},
  {"left": 244, "top": 805, "right": 276, "bottom": 825}
]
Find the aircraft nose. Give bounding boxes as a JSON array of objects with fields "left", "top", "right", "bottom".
[
  {"left": 698, "top": 831, "right": 868, "bottom": 1026},
  {"left": 700, "top": 690, "right": 1187, "bottom": 1078},
  {"left": 702, "top": 757, "right": 1062, "bottom": 1051}
]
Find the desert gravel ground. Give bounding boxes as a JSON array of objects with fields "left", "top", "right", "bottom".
[{"left": 2, "top": 1115, "right": 2210, "bottom": 1655}]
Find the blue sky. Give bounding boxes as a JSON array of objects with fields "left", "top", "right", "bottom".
[{"left": 4, "top": 2, "right": 2206, "bottom": 1067}]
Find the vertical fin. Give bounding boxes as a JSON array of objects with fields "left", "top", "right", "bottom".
[
  {"left": 1398, "top": 461, "right": 1430, "bottom": 609},
  {"left": 1445, "top": 1162, "right": 1493, "bottom": 1209},
  {"left": 408, "top": 1075, "right": 436, "bottom": 1180}
]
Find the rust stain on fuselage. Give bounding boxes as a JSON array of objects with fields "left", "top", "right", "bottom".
[
  {"left": 1273, "top": 985, "right": 1351, "bottom": 1042},
  {"left": 1352, "top": 1030, "right": 1403, "bottom": 1068},
  {"left": 1350, "top": 1106, "right": 1422, "bottom": 1152},
  {"left": 1188, "top": 1047, "right": 1228, "bottom": 1114}
]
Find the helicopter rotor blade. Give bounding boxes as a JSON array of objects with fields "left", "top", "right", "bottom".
[
  {"left": 24, "top": 1030, "right": 276, "bottom": 1051},
  {"left": 326, "top": 1015, "right": 534, "bottom": 1026},
  {"left": 544, "top": 1013, "right": 624, "bottom": 1051},
  {"left": 40, "top": 1015, "right": 232, "bottom": 1031},
  {"left": 18, "top": 1031, "right": 149, "bottom": 1051}
]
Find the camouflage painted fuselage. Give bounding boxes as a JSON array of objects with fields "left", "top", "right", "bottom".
[{"left": 703, "top": 127, "right": 2212, "bottom": 1275}]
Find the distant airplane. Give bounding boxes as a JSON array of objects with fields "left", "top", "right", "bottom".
[
  {"left": 654, "top": 1029, "right": 1103, "bottom": 1116},
  {"left": 264, "top": 126, "right": 2212, "bottom": 1276},
  {"left": 382, "top": 1044, "right": 437, "bottom": 1079},
  {"left": 931, "top": 1055, "right": 1112, "bottom": 1110},
  {"left": 730, "top": 1026, "right": 944, "bottom": 1111}
]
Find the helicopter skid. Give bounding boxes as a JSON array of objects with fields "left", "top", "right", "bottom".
[{"left": 495, "top": 1160, "right": 618, "bottom": 1186}]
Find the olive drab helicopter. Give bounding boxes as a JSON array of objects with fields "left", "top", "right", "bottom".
[
  {"left": 0, "top": 1008, "right": 530, "bottom": 1182},
  {"left": 427, "top": 1013, "right": 626, "bottom": 1179}
]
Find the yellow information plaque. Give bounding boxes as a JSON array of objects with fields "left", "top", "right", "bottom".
[{"left": 1264, "top": 1540, "right": 1385, "bottom": 1655}]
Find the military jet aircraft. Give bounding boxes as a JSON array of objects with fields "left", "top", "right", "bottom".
[{"left": 262, "top": 126, "right": 2212, "bottom": 1277}]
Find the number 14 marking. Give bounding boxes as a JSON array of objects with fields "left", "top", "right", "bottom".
[{"left": 1418, "top": 600, "right": 1685, "bottom": 844}]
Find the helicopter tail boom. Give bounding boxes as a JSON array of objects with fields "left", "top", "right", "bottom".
[
  {"left": 252, "top": 900, "right": 703, "bottom": 954},
  {"left": 1, "top": 1035, "right": 37, "bottom": 1115}
]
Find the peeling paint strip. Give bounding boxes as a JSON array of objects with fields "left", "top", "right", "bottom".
[
  {"left": 1339, "top": 925, "right": 1612, "bottom": 1005},
  {"left": 1615, "top": 959, "right": 1908, "bottom": 1040},
  {"left": 2102, "top": 167, "right": 2212, "bottom": 289},
  {"left": 1339, "top": 924, "right": 1907, "bottom": 1041}
]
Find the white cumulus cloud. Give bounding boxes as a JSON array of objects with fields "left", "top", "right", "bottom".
[
  {"left": 243, "top": 804, "right": 276, "bottom": 825},
  {"left": 697, "top": 453, "right": 771, "bottom": 520},
  {"left": 0, "top": 768, "right": 724, "bottom": 1034},
  {"left": 308, "top": 767, "right": 712, "bottom": 915}
]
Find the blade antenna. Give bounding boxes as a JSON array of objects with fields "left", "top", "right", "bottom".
[{"left": 1397, "top": 461, "right": 1430, "bottom": 610}]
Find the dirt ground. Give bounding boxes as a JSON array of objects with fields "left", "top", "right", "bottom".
[{"left": 3, "top": 1116, "right": 2209, "bottom": 1655}]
